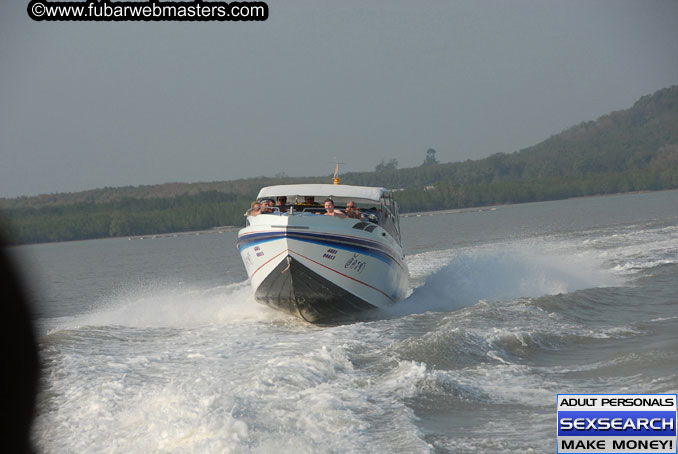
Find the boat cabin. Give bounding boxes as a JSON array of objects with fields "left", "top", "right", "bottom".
[{"left": 250, "top": 184, "right": 403, "bottom": 244}]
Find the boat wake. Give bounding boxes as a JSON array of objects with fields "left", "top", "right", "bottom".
[
  {"left": 43, "top": 237, "right": 630, "bottom": 335},
  {"left": 383, "top": 242, "right": 625, "bottom": 318},
  {"left": 33, "top": 191, "right": 678, "bottom": 454},
  {"left": 41, "top": 281, "right": 289, "bottom": 336}
]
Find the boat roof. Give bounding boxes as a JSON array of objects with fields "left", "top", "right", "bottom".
[{"left": 257, "top": 184, "right": 389, "bottom": 202}]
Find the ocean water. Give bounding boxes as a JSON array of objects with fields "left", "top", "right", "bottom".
[{"left": 12, "top": 190, "right": 678, "bottom": 453}]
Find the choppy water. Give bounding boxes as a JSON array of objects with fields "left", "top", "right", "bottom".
[{"left": 12, "top": 190, "right": 678, "bottom": 453}]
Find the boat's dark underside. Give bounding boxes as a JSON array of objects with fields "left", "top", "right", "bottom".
[{"left": 254, "top": 256, "right": 377, "bottom": 323}]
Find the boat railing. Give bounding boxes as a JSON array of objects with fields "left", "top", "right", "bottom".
[
  {"left": 245, "top": 206, "right": 328, "bottom": 216},
  {"left": 245, "top": 206, "right": 382, "bottom": 227},
  {"left": 244, "top": 207, "right": 282, "bottom": 216}
]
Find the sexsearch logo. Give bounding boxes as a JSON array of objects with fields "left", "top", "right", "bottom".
[{"left": 557, "top": 394, "right": 677, "bottom": 453}]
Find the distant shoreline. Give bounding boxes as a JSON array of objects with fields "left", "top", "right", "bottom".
[
  {"left": 9, "top": 189, "right": 676, "bottom": 247},
  {"left": 400, "top": 188, "right": 675, "bottom": 218},
  {"left": 126, "top": 226, "right": 239, "bottom": 241}
]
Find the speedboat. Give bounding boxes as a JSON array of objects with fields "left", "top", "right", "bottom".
[{"left": 237, "top": 183, "right": 409, "bottom": 323}]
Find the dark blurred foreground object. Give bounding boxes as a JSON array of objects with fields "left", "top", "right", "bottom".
[{"left": 0, "top": 234, "right": 39, "bottom": 454}]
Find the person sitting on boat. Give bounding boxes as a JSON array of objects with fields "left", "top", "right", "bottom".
[
  {"left": 323, "top": 199, "right": 346, "bottom": 218},
  {"left": 250, "top": 201, "right": 261, "bottom": 216},
  {"left": 299, "top": 196, "right": 321, "bottom": 206},
  {"left": 276, "top": 196, "right": 290, "bottom": 213},
  {"left": 260, "top": 199, "right": 275, "bottom": 214},
  {"left": 345, "top": 201, "right": 364, "bottom": 220}
]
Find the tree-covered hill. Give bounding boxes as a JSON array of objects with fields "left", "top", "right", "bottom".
[
  {"left": 337, "top": 85, "right": 678, "bottom": 188},
  {"left": 2, "top": 85, "right": 677, "bottom": 244}
]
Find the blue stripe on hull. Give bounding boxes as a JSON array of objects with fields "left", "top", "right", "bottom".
[{"left": 238, "top": 231, "right": 404, "bottom": 269}]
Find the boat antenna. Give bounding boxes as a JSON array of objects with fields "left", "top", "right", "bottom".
[{"left": 331, "top": 158, "right": 345, "bottom": 185}]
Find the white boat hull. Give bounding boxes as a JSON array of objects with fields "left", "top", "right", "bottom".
[{"left": 237, "top": 214, "right": 408, "bottom": 322}]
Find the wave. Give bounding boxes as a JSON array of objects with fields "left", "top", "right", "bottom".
[
  {"left": 41, "top": 280, "right": 290, "bottom": 335},
  {"left": 388, "top": 242, "right": 623, "bottom": 318},
  {"left": 42, "top": 218, "right": 673, "bottom": 333}
]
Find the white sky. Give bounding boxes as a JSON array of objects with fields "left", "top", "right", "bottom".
[{"left": 1, "top": 0, "right": 677, "bottom": 197}]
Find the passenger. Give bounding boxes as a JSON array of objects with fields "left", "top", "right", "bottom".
[
  {"left": 302, "top": 196, "right": 321, "bottom": 206},
  {"left": 260, "top": 199, "right": 274, "bottom": 214},
  {"left": 276, "top": 196, "right": 289, "bottom": 212},
  {"left": 324, "top": 199, "right": 346, "bottom": 218},
  {"left": 294, "top": 195, "right": 322, "bottom": 213},
  {"left": 250, "top": 201, "right": 261, "bottom": 216},
  {"left": 345, "top": 201, "right": 364, "bottom": 220}
]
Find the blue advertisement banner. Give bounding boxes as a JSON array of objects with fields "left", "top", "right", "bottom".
[{"left": 558, "top": 411, "right": 677, "bottom": 437}]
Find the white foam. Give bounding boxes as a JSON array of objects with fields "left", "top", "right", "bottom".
[
  {"left": 426, "top": 363, "right": 557, "bottom": 406},
  {"left": 33, "top": 211, "right": 678, "bottom": 453},
  {"left": 393, "top": 241, "right": 624, "bottom": 318},
  {"left": 37, "top": 319, "right": 433, "bottom": 453},
  {"left": 573, "top": 224, "right": 678, "bottom": 272},
  {"left": 36, "top": 377, "right": 250, "bottom": 453},
  {"left": 42, "top": 281, "right": 288, "bottom": 334}
]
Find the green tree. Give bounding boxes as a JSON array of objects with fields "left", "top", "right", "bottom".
[
  {"left": 421, "top": 148, "right": 439, "bottom": 166},
  {"left": 375, "top": 159, "right": 398, "bottom": 172}
]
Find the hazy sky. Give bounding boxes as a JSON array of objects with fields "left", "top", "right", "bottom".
[{"left": 1, "top": 0, "right": 677, "bottom": 198}]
